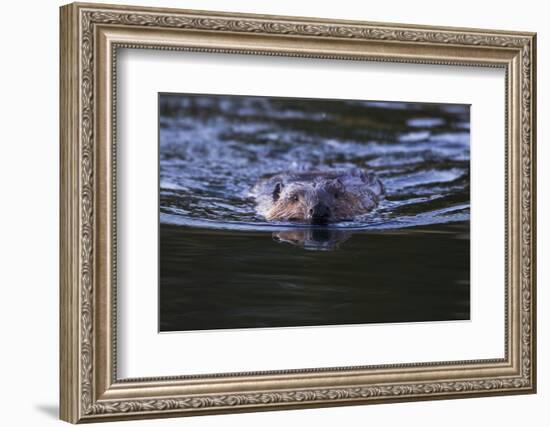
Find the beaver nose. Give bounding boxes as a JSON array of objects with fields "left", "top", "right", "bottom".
[{"left": 309, "top": 203, "right": 331, "bottom": 223}]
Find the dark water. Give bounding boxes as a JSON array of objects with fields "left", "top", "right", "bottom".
[{"left": 159, "top": 94, "right": 470, "bottom": 332}]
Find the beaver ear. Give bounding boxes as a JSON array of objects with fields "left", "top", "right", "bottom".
[{"left": 272, "top": 182, "right": 283, "bottom": 201}]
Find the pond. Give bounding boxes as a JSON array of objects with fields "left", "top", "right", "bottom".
[{"left": 159, "top": 94, "right": 470, "bottom": 332}]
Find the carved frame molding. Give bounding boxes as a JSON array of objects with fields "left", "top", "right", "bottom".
[{"left": 60, "top": 2, "right": 536, "bottom": 423}]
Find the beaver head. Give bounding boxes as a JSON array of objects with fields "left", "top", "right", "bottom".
[
  {"left": 252, "top": 169, "right": 384, "bottom": 224},
  {"left": 267, "top": 179, "right": 349, "bottom": 224}
]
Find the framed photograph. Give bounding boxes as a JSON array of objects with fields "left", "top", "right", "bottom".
[{"left": 60, "top": 2, "right": 537, "bottom": 423}]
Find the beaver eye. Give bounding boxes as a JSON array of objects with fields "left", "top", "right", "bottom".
[
  {"left": 291, "top": 194, "right": 299, "bottom": 202},
  {"left": 333, "top": 191, "right": 340, "bottom": 199}
]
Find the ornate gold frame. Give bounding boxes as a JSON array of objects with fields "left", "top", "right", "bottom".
[{"left": 60, "top": 2, "right": 537, "bottom": 423}]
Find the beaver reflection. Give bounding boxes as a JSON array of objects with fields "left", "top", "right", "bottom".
[{"left": 273, "top": 228, "right": 352, "bottom": 251}]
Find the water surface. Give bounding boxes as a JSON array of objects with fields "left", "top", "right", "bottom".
[{"left": 159, "top": 94, "right": 470, "bottom": 332}]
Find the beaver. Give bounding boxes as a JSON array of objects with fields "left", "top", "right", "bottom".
[{"left": 251, "top": 168, "right": 384, "bottom": 224}]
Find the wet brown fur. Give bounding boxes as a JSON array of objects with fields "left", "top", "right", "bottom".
[{"left": 252, "top": 169, "right": 384, "bottom": 223}]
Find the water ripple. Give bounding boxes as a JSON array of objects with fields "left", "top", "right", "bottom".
[{"left": 160, "top": 95, "right": 470, "bottom": 231}]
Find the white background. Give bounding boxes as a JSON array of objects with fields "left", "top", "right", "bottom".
[
  {"left": 0, "top": 0, "right": 546, "bottom": 426},
  {"left": 118, "top": 50, "right": 504, "bottom": 377}
]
